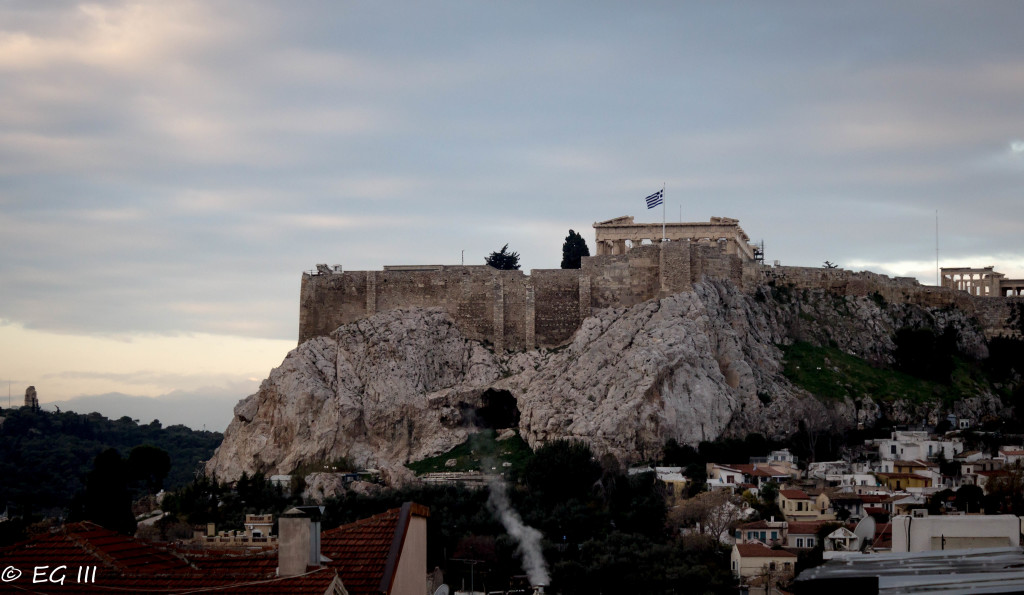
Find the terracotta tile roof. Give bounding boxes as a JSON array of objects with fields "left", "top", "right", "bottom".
[
  {"left": 786, "top": 521, "right": 825, "bottom": 536},
  {"left": 735, "top": 543, "right": 798, "bottom": 558},
  {"left": 779, "top": 489, "right": 811, "bottom": 500},
  {"left": 320, "top": 502, "right": 428, "bottom": 595},
  {"left": 321, "top": 508, "right": 399, "bottom": 595},
  {"left": 0, "top": 522, "right": 342, "bottom": 594},
  {"left": 731, "top": 464, "right": 790, "bottom": 477},
  {"left": 0, "top": 522, "right": 192, "bottom": 577},
  {"left": 860, "top": 494, "right": 892, "bottom": 504}
]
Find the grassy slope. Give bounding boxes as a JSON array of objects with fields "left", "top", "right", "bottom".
[
  {"left": 780, "top": 341, "right": 988, "bottom": 405},
  {"left": 406, "top": 429, "right": 533, "bottom": 474}
]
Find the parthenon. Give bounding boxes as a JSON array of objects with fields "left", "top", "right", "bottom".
[
  {"left": 941, "top": 267, "right": 1024, "bottom": 297},
  {"left": 592, "top": 215, "right": 762, "bottom": 262}
]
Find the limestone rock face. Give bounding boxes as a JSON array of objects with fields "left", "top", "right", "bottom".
[
  {"left": 206, "top": 281, "right": 1002, "bottom": 481},
  {"left": 207, "top": 309, "right": 503, "bottom": 481}
]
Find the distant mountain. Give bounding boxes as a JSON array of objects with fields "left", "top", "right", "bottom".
[
  {"left": 45, "top": 389, "right": 246, "bottom": 432},
  {"left": 0, "top": 406, "right": 222, "bottom": 516}
]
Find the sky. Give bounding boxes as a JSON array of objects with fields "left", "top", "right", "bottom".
[{"left": 1, "top": 1, "right": 1022, "bottom": 430}]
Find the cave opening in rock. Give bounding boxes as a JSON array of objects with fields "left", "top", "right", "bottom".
[{"left": 474, "top": 389, "right": 521, "bottom": 429}]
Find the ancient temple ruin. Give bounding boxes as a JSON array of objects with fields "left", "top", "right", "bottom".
[
  {"left": 592, "top": 215, "right": 762, "bottom": 262},
  {"left": 941, "top": 266, "right": 1024, "bottom": 297}
]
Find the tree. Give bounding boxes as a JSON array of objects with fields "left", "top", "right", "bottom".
[
  {"left": 560, "top": 230, "right": 590, "bottom": 269},
  {"left": 669, "top": 489, "right": 742, "bottom": 541},
  {"left": 485, "top": 244, "right": 520, "bottom": 270},
  {"left": 128, "top": 445, "right": 172, "bottom": 493},
  {"left": 823, "top": 261, "right": 838, "bottom": 269},
  {"left": 70, "top": 448, "right": 137, "bottom": 535},
  {"left": 955, "top": 484, "right": 984, "bottom": 513},
  {"left": 523, "top": 440, "right": 602, "bottom": 503}
]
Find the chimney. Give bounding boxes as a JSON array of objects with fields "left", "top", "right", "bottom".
[{"left": 278, "top": 506, "right": 324, "bottom": 577}]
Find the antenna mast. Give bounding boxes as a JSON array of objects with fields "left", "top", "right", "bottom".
[{"left": 935, "top": 210, "right": 939, "bottom": 286}]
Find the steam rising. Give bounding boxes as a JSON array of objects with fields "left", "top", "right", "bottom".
[{"left": 487, "top": 478, "right": 550, "bottom": 587}]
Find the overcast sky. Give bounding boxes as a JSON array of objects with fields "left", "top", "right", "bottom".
[{"left": 1, "top": 1, "right": 1022, "bottom": 429}]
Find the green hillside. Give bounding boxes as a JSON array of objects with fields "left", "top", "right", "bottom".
[{"left": 0, "top": 406, "right": 222, "bottom": 515}]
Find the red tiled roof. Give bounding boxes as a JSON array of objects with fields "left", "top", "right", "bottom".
[
  {"left": 321, "top": 502, "right": 428, "bottom": 595},
  {"left": 786, "top": 521, "right": 825, "bottom": 536},
  {"left": 861, "top": 494, "right": 892, "bottom": 504},
  {"left": 731, "top": 464, "right": 790, "bottom": 477},
  {"left": 0, "top": 522, "right": 192, "bottom": 577},
  {"left": 873, "top": 523, "right": 893, "bottom": 549},
  {"left": 321, "top": 508, "right": 399, "bottom": 595},
  {"left": 779, "top": 489, "right": 811, "bottom": 500},
  {"left": 0, "top": 522, "right": 341, "bottom": 594},
  {"left": 734, "top": 543, "right": 797, "bottom": 558}
]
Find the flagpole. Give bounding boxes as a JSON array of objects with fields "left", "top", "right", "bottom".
[{"left": 662, "top": 182, "right": 666, "bottom": 241}]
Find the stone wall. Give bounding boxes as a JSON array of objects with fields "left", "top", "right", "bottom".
[
  {"left": 763, "top": 265, "right": 1024, "bottom": 339},
  {"left": 300, "top": 245, "right": 1024, "bottom": 349},
  {"left": 532, "top": 269, "right": 583, "bottom": 347}
]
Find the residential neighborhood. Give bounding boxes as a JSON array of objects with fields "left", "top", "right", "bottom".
[{"left": 650, "top": 426, "right": 1024, "bottom": 593}]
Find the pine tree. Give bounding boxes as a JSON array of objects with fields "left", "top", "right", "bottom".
[{"left": 485, "top": 244, "right": 521, "bottom": 270}]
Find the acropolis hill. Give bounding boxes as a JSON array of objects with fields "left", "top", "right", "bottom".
[
  {"left": 299, "top": 216, "right": 1024, "bottom": 349},
  {"left": 210, "top": 216, "right": 1023, "bottom": 479}
]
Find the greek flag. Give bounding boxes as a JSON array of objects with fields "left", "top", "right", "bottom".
[{"left": 645, "top": 189, "right": 664, "bottom": 209}]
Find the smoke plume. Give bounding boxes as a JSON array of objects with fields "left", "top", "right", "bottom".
[{"left": 487, "top": 478, "right": 550, "bottom": 587}]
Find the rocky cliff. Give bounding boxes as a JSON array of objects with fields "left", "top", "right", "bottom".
[{"left": 206, "top": 280, "right": 1004, "bottom": 481}]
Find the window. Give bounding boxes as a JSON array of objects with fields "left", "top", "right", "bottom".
[
  {"left": 797, "top": 538, "right": 804, "bottom": 547},
  {"left": 808, "top": 538, "right": 815, "bottom": 547},
  {"left": 891, "top": 445, "right": 897, "bottom": 454},
  {"left": 769, "top": 562, "right": 776, "bottom": 570},
  {"left": 771, "top": 531, "right": 777, "bottom": 540}
]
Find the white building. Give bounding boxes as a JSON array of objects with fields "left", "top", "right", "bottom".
[
  {"left": 874, "top": 431, "right": 963, "bottom": 462},
  {"left": 890, "top": 513, "right": 1022, "bottom": 552}
]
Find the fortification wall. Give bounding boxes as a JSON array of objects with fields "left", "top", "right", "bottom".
[
  {"left": 583, "top": 243, "right": 663, "bottom": 309},
  {"left": 763, "top": 265, "right": 1022, "bottom": 339},
  {"left": 300, "top": 244, "right": 1024, "bottom": 349},
  {"left": 532, "top": 270, "right": 583, "bottom": 346}
]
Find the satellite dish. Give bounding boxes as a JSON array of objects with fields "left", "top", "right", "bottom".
[
  {"left": 433, "top": 585, "right": 450, "bottom": 595},
  {"left": 853, "top": 515, "right": 876, "bottom": 550}
]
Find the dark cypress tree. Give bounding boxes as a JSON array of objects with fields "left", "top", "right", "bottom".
[
  {"left": 560, "top": 229, "right": 590, "bottom": 269},
  {"left": 71, "top": 448, "right": 137, "bottom": 534}
]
